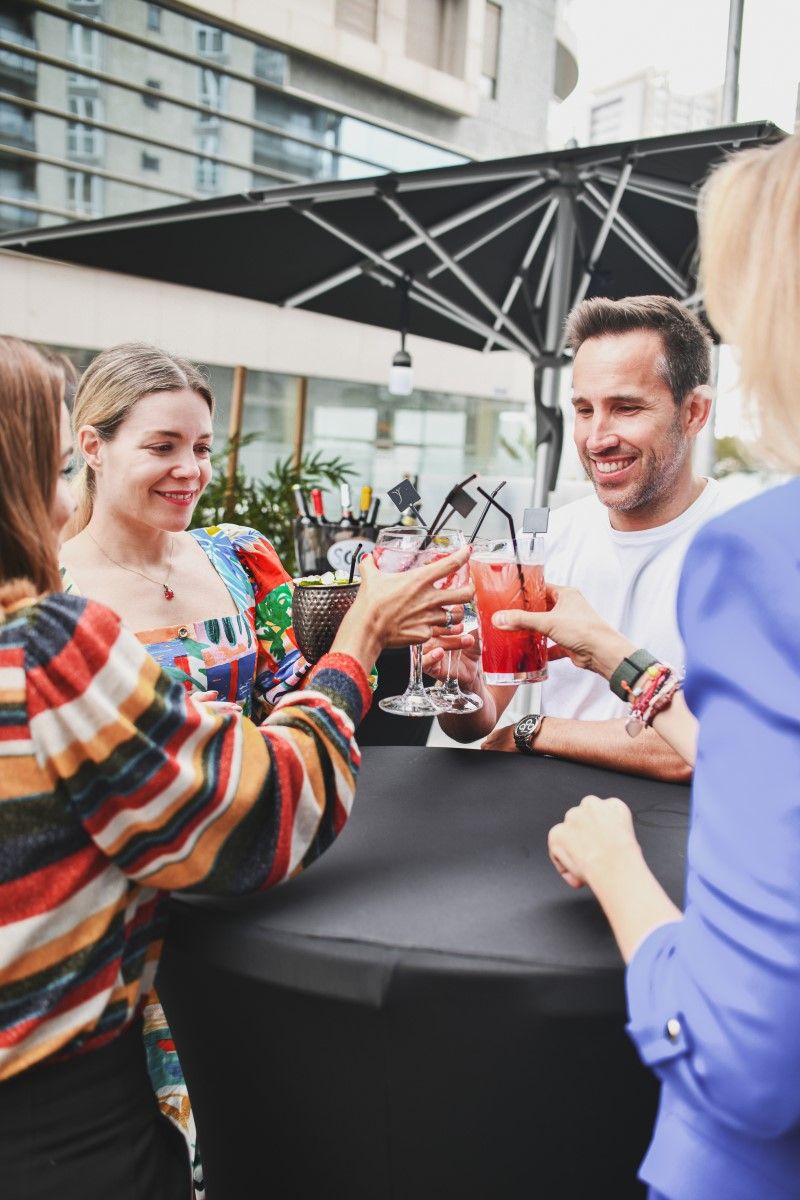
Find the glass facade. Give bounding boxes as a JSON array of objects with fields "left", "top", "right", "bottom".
[{"left": 0, "top": 0, "right": 467, "bottom": 233}]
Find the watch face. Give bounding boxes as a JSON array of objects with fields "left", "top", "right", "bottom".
[{"left": 517, "top": 716, "right": 538, "bottom": 738}]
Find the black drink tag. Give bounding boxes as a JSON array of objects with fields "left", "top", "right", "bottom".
[
  {"left": 449, "top": 485, "right": 477, "bottom": 519},
  {"left": 388, "top": 479, "right": 421, "bottom": 512}
]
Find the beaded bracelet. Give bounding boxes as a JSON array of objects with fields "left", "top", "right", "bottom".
[{"left": 621, "top": 662, "right": 683, "bottom": 738}]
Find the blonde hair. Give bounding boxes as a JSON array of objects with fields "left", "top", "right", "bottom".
[
  {"left": 70, "top": 342, "right": 215, "bottom": 532},
  {"left": 699, "top": 134, "right": 800, "bottom": 472}
]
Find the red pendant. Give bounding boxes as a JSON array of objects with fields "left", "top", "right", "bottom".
[{"left": 163, "top": 585, "right": 175, "bottom": 601}]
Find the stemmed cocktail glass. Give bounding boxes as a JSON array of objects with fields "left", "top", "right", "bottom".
[{"left": 374, "top": 525, "right": 467, "bottom": 718}]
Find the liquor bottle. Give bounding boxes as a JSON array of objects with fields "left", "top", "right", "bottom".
[
  {"left": 292, "top": 484, "right": 314, "bottom": 527},
  {"left": 310, "top": 488, "right": 326, "bottom": 524},
  {"left": 359, "top": 495, "right": 379, "bottom": 542},
  {"left": 292, "top": 485, "right": 321, "bottom": 576},
  {"left": 337, "top": 483, "right": 357, "bottom": 531},
  {"left": 358, "top": 485, "right": 372, "bottom": 524}
]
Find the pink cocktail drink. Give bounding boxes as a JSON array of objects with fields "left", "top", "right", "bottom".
[{"left": 471, "top": 538, "right": 547, "bottom": 685}]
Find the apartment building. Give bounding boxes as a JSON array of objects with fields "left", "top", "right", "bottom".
[{"left": 0, "top": 0, "right": 577, "bottom": 510}]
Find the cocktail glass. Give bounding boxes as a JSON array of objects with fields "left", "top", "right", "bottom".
[
  {"left": 470, "top": 535, "right": 548, "bottom": 685},
  {"left": 426, "top": 596, "right": 484, "bottom": 713},
  {"left": 374, "top": 525, "right": 464, "bottom": 718}
]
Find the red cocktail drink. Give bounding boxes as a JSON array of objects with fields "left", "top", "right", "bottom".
[{"left": 471, "top": 538, "right": 547, "bottom": 685}]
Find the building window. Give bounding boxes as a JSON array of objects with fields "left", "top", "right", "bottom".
[
  {"left": 405, "top": 0, "right": 464, "bottom": 76},
  {"left": 198, "top": 67, "right": 223, "bottom": 114},
  {"left": 589, "top": 97, "right": 623, "bottom": 145},
  {"left": 335, "top": 0, "right": 378, "bottom": 41},
  {"left": 195, "top": 136, "right": 220, "bottom": 191},
  {"left": 67, "top": 22, "right": 101, "bottom": 71},
  {"left": 195, "top": 24, "right": 227, "bottom": 58},
  {"left": 0, "top": 100, "right": 35, "bottom": 148},
  {"left": 66, "top": 170, "right": 102, "bottom": 217},
  {"left": 254, "top": 45, "right": 287, "bottom": 85},
  {"left": 141, "top": 151, "right": 160, "bottom": 171},
  {"left": 147, "top": 4, "right": 161, "bottom": 33},
  {"left": 67, "top": 94, "right": 103, "bottom": 157},
  {"left": 480, "top": 2, "right": 501, "bottom": 98},
  {"left": 143, "top": 79, "right": 161, "bottom": 109}
]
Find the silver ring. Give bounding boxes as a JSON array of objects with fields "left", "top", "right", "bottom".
[{"left": 444, "top": 610, "right": 454, "bottom": 629}]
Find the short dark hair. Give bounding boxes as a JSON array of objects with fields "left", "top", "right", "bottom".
[{"left": 564, "top": 296, "right": 712, "bottom": 403}]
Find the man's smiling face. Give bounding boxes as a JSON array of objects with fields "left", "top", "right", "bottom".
[{"left": 571, "top": 329, "right": 691, "bottom": 518}]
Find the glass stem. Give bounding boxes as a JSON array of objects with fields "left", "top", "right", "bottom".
[{"left": 407, "top": 643, "right": 426, "bottom": 695}]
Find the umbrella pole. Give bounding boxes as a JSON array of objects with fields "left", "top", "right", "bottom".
[
  {"left": 224, "top": 365, "right": 247, "bottom": 520},
  {"left": 293, "top": 375, "right": 308, "bottom": 469},
  {"left": 533, "top": 187, "right": 574, "bottom": 506}
]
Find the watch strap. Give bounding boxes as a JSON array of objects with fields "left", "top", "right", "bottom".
[
  {"left": 609, "top": 649, "right": 659, "bottom": 701},
  {"left": 513, "top": 713, "right": 542, "bottom": 755}
]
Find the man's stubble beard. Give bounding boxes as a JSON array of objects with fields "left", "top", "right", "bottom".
[{"left": 583, "top": 412, "right": 689, "bottom": 515}]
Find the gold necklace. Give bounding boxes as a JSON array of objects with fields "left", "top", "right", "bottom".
[{"left": 86, "top": 529, "right": 176, "bottom": 601}]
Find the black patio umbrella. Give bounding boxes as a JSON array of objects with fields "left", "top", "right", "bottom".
[{"left": 1, "top": 121, "right": 782, "bottom": 500}]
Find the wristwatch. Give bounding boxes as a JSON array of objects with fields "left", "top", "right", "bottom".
[
  {"left": 514, "top": 713, "right": 543, "bottom": 755},
  {"left": 609, "top": 649, "right": 658, "bottom": 701}
]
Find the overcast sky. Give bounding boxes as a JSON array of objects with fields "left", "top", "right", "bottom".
[{"left": 550, "top": 0, "right": 800, "bottom": 146}]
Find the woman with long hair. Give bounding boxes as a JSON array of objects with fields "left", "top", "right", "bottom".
[
  {"left": 0, "top": 335, "right": 471, "bottom": 1198},
  {"left": 57, "top": 343, "right": 359, "bottom": 1189},
  {"left": 493, "top": 134, "right": 800, "bottom": 1199}
]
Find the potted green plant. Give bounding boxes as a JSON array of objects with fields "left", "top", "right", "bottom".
[{"left": 190, "top": 434, "right": 354, "bottom": 573}]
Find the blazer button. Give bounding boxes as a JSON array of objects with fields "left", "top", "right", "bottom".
[
  {"left": 178, "top": 626, "right": 190, "bottom": 639},
  {"left": 665, "top": 1017, "right": 682, "bottom": 1042}
]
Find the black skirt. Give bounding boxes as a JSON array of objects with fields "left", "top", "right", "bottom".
[{"left": 0, "top": 1019, "right": 191, "bottom": 1200}]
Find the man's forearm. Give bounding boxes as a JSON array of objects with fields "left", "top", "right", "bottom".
[
  {"left": 532, "top": 716, "right": 692, "bottom": 783},
  {"left": 437, "top": 682, "right": 513, "bottom": 743}
]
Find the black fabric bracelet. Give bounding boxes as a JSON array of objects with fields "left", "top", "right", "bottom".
[{"left": 609, "top": 649, "right": 659, "bottom": 701}]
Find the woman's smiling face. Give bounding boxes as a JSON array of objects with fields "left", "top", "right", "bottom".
[{"left": 81, "top": 388, "right": 214, "bottom": 532}]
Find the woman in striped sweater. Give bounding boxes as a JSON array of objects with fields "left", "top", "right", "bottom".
[{"left": 0, "top": 336, "right": 472, "bottom": 1200}]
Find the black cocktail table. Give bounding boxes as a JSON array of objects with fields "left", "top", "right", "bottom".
[{"left": 158, "top": 747, "right": 690, "bottom": 1200}]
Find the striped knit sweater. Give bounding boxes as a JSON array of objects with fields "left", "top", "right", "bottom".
[{"left": 0, "top": 590, "right": 370, "bottom": 1082}]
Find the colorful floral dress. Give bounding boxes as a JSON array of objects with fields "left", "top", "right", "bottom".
[{"left": 61, "top": 524, "right": 313, "bottom": 1198}]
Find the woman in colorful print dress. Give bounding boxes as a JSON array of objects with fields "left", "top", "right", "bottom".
[
  {"left": 56, "top": 343, "right": 405, "bottom": 1194},
  {"left": 1, "top": 335, "right": 472, "bottom": 1199}
]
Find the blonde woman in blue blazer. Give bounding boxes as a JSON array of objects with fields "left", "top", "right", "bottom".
[{"left": 496, "top": 133, "right": 800, "bottom": 1200}]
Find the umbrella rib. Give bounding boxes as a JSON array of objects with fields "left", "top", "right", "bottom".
[
  {"left": 483, "top": 195, "right": 559, "bottom": 353},
  {"left": 291, "top": 203, "right": 527, "bottom": 354},
  {"left": 581, "top": 181, "right": 691, "bottom": 296},
  {"left": 380, "top": 188, "right": 540, "bottom": 358},
  {"left": 282, "top": 177, "right": 543, "bottom": 309},
  {"left": 580, "top": 192, "right": 686, "bottom": 295},
  {"left": 589, "top": 167, "right": 698, "bottom": 211},
  {"left": 369, "top": 266, "right": 527, "bottom": 350},
  {"left": 534, "top": 233, "right": 557, "bottom": 309},
  {"left": 426, "top": 186, "right": 554, "bottom": 280},
  {"left": 559, "top": 161, "right": 634, "bottom": 352}
]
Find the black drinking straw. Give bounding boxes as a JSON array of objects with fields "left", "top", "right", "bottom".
[
  {"left": 468, "top": 480, "right": 506, "bottom": 543},
  {"left": 348, "top": 543, "right": 363, "bottom": 584},
  {"left": 425, "top": 474, "right": 478, "bottom": 546},
  {"left": 475, "top": 486, "right": 527, "bottom": 600}
]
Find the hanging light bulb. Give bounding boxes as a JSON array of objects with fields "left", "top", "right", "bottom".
[
  {"left": 388, "top": 273, "right": 413, "bottom": 396},
  {"left": 389, "top": 344, "right": 413, "bottom": 395}
]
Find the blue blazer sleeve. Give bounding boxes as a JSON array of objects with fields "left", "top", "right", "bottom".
[{"left": 625, "top": 502, "right": 800, "bottom": 1138}]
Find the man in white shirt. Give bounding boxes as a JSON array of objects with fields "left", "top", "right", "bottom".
[{"left": 431, "top": 295, "right": 726, "bottom": 781}]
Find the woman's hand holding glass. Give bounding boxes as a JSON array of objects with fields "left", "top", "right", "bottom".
[{"left": 332, "top": 544, "right": 474, "bottom": 678}]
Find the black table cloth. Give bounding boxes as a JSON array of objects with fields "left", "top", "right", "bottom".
[{"left": 158, "top": 746, "right": 690, "bottom": 1200}]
